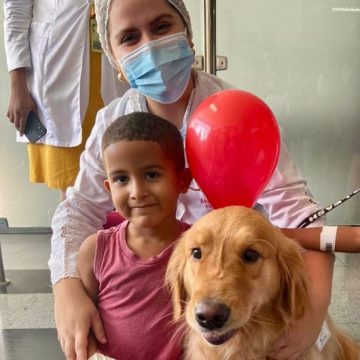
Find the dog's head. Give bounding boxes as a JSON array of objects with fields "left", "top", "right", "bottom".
[{"left": 166, "top": 206, "right": 309, "bottom": 348}]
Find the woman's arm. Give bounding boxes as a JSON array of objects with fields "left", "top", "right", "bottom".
[
  {"left": 281, "top": 226, "right": 360, "bottom": 253},
  {"left": 54, "top": 232, "right": 105, "bottom": 360},
  {"left": 258, "top": 131, "right": 335, "bottom": 357},
  {"left": 49, "top": 106, "right": 116, "bottom": 285},
  {"left": 269, "top": 251, "right": 334, "bottom": 359},
  {"left": 54, "top": 278, "right": 105, "bottom": 360},
  {"left": 50, "top": 117, "right": 112, "bottom": 360}
]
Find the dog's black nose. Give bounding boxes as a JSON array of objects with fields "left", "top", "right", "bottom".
[{"left": 195, "top": 301, "right": 230, "bottom": 330}]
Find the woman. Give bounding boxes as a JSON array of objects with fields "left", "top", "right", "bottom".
[{"left": 50, "top": 1, "right": 334, "bottom": 359}]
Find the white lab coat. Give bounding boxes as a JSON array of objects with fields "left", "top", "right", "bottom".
[{"left": 3, "top": 0, "right": 126, "bottom": 147}]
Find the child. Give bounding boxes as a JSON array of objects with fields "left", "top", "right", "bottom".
[{"left": 77, "top": 112, "right": 192, "bottom": 360}]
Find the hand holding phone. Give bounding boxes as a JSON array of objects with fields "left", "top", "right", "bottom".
[{"left": 24, "top": 111, "right": 47, "bottom": 143}]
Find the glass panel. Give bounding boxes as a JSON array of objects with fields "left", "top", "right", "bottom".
[{"left": 184, "top": 1, "right": 204, "bottom": 60}]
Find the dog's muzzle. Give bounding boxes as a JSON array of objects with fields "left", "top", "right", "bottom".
[{"left": 195, "top": 300, "right": 236, "bottom": 345}]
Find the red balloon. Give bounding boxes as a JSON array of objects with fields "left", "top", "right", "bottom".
[{"left": 186, "top": 90, "right": 280, "bottom": 208}]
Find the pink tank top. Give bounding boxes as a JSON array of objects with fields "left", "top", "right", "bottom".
[{"left": 94, "top": 220, "right": 189, "bottom": 360}]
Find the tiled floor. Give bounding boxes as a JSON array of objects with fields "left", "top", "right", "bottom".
[
  {"left": 0, "top": 232, "right": 359, "bottom": 360},
  {"left": 0, "top": 233, "right": 63, "bottom": 360}
]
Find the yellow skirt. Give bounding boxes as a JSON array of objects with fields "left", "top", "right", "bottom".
[{"left": 27, "top": 48, "right": 104, "bottom": 191}]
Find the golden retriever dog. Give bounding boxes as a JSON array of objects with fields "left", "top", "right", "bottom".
[{"left": 166, "top": 206, "right": 360, "bottom": 360}]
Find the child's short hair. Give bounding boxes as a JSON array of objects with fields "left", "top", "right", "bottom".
[{"left": 102, "top": 112, "right": 185, "bottom": 171}]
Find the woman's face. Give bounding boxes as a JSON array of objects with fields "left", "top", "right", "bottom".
[{"left": 108, "top": 0, "right": 187, "bottom": 61}]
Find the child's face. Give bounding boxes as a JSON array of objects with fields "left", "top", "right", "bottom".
[
  {"left": 108, "top": 0, "right": 187, "bottom": 60},
  {"left": 103, "top": 140, "right": 189, "bottom": 229}
]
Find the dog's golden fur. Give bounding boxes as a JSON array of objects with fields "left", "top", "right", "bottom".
[{"left": 166, "top": 206, "right": 360, "bottom": 360}]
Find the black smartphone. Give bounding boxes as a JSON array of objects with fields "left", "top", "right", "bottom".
[{"left": 24, "top": 111, "right": 47, "bottom": 143}]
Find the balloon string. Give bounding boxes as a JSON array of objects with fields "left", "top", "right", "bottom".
[{"left": 297, "top": 187, "right": 360, "bottom": 228}]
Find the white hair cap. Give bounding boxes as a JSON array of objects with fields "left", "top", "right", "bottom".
[{"left": 94, "top": 0, "right": 193, "bottom": 69}]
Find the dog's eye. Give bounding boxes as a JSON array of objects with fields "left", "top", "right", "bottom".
[
  {"left": 191, "top": 248, "right": 202, "bottom": 260},
  {"left": 242, "top": 249, "right": 260, "bottom": 263}
]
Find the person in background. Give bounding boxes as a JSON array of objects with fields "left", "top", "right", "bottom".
[
  {"left": 3, "top": 0, "right": 128, "bottom": 200},
  {"left": 49, "top": 1, "right": 335, "bottom": 359}
]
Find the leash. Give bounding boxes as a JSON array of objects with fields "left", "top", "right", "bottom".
[{"left": 297, "top": 187, "right": 360, "bottom": 228}]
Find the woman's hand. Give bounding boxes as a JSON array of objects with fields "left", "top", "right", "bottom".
[
  {"left": 7, "top": 68, "right": 37, "bottom": 135},
  {"left": 54, "top": 278, "right": 107, "bottom": 360},
  {"left": 268, "top": 306, "right": 325, "bottom": 359},
  {"left": 268, "top": 250, "right": 333, "bottom": 359},
  {"left": 87, "top": 333, "right": 98, "bottom": 359}
]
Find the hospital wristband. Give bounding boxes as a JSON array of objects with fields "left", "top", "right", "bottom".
[{"left": 320, "top": 226, "right": 338, "bottom": 253}]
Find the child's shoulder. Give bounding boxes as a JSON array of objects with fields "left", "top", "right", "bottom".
[
  {"left": 101, "top": 220, "right": 128, "bottom": 235},
  {"left": 79, "top": 232, "right": 98, "bottom": 256},
  {"left": 80, "top": 222, "right": 126, "bottom": 255},
  {"left": 96, "top": 221, "right": 129, "bottom": 245},
  {"left": 77, "top": 233, "right": 98, "bottom": 272}
]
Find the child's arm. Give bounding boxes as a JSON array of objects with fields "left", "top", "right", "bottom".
[
  {"left": 77, "top": 234, "right": 99, "bottom": 303},
  {"left": 281, "top": 226, "right": 360, "bottom": 253},
  {"left": 77, "top": 234, "right": 101, "bottom": 359}
]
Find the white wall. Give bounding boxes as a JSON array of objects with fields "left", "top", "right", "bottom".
[{"left": 0, "top": 5, "right": 58, "bottom": 227}]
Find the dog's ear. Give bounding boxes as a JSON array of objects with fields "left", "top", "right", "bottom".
[
  {"left": 276, "top": 235, "right": 310, "bottom": 321},
  {"left": 165, "top": 234, "right": 188, "bottom": 321}
]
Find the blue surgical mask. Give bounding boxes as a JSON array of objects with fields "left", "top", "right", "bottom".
[{"left": 119, "top": 32, "right": 195, "bottom": 104}]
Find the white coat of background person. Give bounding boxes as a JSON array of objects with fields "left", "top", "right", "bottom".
[{"left": 3, "top": 0, "right": 128, "bottom": 199}]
